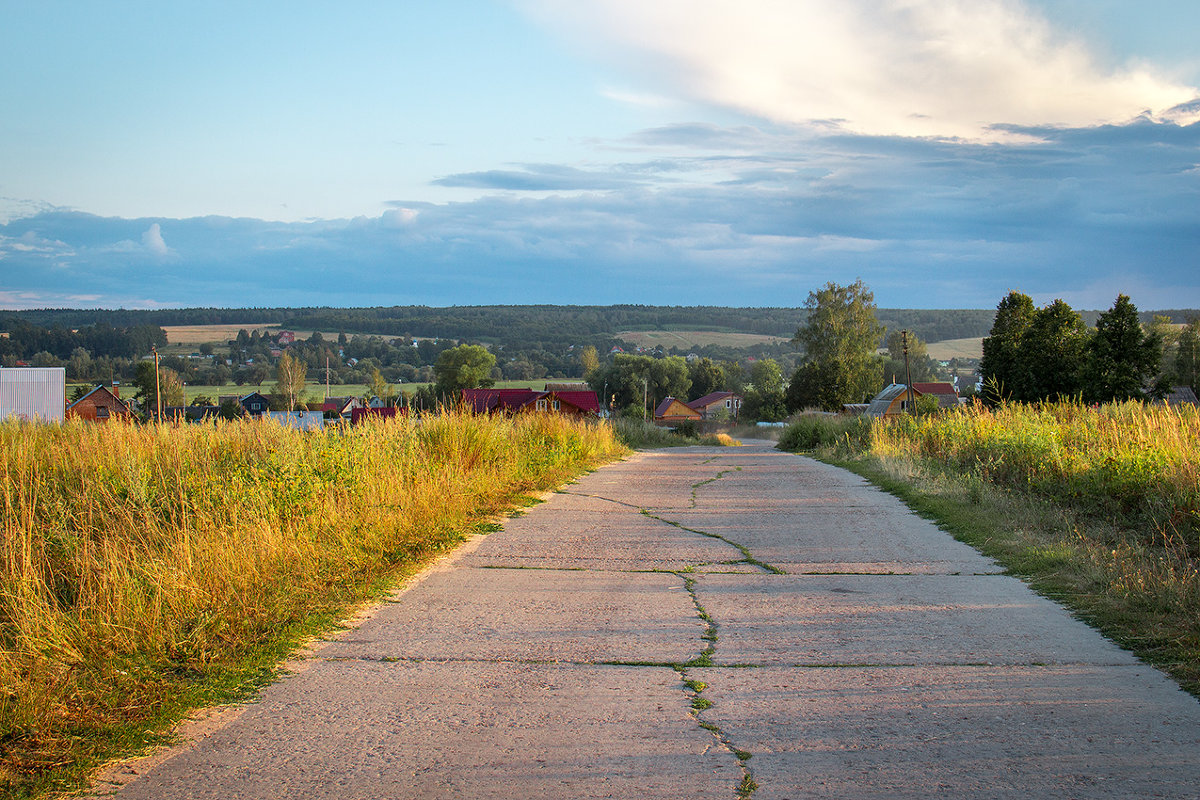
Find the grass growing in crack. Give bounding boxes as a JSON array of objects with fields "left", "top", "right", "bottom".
[
  {"left": 738, "top": 774, "right": 760, "bottom": 798},
  {"left": 690, "top": 697, "right": 714, "bottom": 711},
  {"left": 646, "top": 512, "right": 784, "bottom": 575}
]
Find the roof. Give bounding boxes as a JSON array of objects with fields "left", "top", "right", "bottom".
[
  {"left": 67, "top": 384, "right": 128, "bottom": 412},
  {"left": 1164, "top": 386, "right": 1199, "bottom": 407},
  {"left": 866, "top": 384, "right": 912, "bottom": 417},
  {"left": 911, "top": 382, "right": 956, "bottom": 395},
  {"left": 687, "top": 391, "right": 738, "bottom": 410},
  {"left": 654, "top": 396, "right": 701, "bottom": 419}
]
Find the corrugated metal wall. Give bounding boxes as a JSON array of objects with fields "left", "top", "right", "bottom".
[{"left": 0, "top": 367, "right": 66, "bottom": 422}]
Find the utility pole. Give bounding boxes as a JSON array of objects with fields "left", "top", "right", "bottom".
[
  {"left": 643, "top": 376, "right": 648, "bottom": 420},
  {"left": 152, "top": 346, "right": 162, "bottom": 421},
  {"left": 902, "top": 330, "right": 914, "bottom": 414}
]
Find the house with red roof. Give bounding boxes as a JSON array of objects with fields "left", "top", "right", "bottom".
[{"left": 910, "top": 382, "right": 962, "bottom": 409}]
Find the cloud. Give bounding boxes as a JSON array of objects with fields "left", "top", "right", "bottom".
[
  {"left": 0, "top": 117, "right": 1196, "bottom": 310},
  {"left": 520, "top": 0, "right": 1200, "bottom": 140},
  {"left": 142, "top": 222, "right": 169, "bottom": 256},
  {"left": 433, "top": 163, "right": 649, "bottom": 191}
]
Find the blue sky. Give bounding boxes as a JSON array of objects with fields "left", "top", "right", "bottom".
[{"left": 1, "top": 0, "right": 1198, "bottom": 311}]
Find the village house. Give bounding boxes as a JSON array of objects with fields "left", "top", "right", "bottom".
[
  {"left": 218, "top": 392, "right": 272, "bottom": 417},
  {"left": 653, "top": 396, "right": 702, "bottom": 425},
  {"left": 66, "top": 385, "right": 132, "bottom": 423},
  {"left": 688, "top": 391, "right": 742, "bottom": 420},
  {"left": 322, "top": 396, "right": 363, "bottom": 420}
]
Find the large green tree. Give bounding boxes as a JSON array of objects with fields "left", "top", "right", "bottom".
[
  {"left": 979, "top": 291, "right": 1036, "bottom": 403},
  {"left": 433, "top": 344, "right": 496, "bottom": 397},
  {"left": 687, "top": 358, "right": 726, "bottom": 400},
  {"left": 742, "top": 358, "right": 787, "bottom": 421},
  {"left": 1023, "top": 299, "right": 1089, "bottom": 401},
  {"left": 587, "top": 354, "right": 691, "bottom": 417},
  {"left": 1082, "top": 294, "right": 1164, "bottom": 402},
  {"left": 789, "top": 279, "right": 884, "bottom": 409}
]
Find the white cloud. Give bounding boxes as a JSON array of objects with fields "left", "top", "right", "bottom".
[
  {"left": 521, "top": 0, "right": 1199, "bottom": 139},
  {"left": 142, "top": 222, "right": 169, "bottom": 256}
]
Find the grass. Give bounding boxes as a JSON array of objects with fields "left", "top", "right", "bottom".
[
  {"left": 610, "top": 418, "right": 739, "bottom": 449},
  {"left": 0, "top": 411, "right": 625, "bottom": 798},
  {"left": 777, "top": 401, "right": 1200, "bottom": 696}
]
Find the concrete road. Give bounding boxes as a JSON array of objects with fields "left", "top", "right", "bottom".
[{"left": 95, "top": 441, "right": 1200, "bottom": 799}]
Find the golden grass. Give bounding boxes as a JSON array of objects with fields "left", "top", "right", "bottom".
[
  {"left": 924, "top": 336, "right": 984, "bottom": 361},
  {"left": 0, "top": 412, "right": 625, "bottom": 793}
]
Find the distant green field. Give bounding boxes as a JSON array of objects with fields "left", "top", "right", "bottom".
[{"left": 616, "top": 330, "right": 788, "bottom": 349}]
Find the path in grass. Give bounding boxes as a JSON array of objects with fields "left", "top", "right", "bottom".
[{"left": 92, "top": 441, "right": 1200, "bottom": 799}]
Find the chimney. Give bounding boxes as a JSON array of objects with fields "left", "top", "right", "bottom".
[{"left": 111, "top": 381, "right": 120, "bottom": 398}]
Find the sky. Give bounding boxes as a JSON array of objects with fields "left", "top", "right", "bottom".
[{"left": 1, "top": 0, "right": 1198, "bottom": 312}]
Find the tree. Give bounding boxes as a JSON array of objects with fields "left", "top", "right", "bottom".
[
  {"left": 133, "top": 361, "right": 184, "bottom": 412},
  {"left": 587, "top": 354, "right": 690, "bottom": 417},
  {"left": 687, "top": 358, "right": 726, "bottom": 400},
  {"left": 786, "top": 359, "right": 853, "bottom": 412},
  {"left": 367, "top": 367, "right": 397, "bottom": 406},
  {"left": 579, "top": 345, "right": 600, "bottom": 378},
  {"left": 979, "top": 291, "right": 1036, "bottom": 403},
  {"left": 433, "top": 344, "right": 496, "bottom": 397},
  {"left": 273, "top": 351, "right": 307, "bottom": 413},
  {"left": 1023, "top": 299, "right": 1089, "bottom": 401},
  {"left": 883, "top": 330, "right": 934, "bottom": 384},
  {"left": 791, "top": 279, "right": 884, "bottom": 406},
  {"left": 1082, "top": 294, "right": 1164, "bottom": 402},
  {"left": 1173, "top": 318, "right": 1200, "bottom": 392},
  {"left": 743, "top": 358, "right": 786, "bottom": 421}
]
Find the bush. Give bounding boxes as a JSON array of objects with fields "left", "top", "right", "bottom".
[{"left": 778, "top": 414, "right": 872, "bottom": 452}]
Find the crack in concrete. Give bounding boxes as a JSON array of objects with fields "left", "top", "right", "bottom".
[{"left": 674, "top": 573, "right": 759, "bottom": 798}]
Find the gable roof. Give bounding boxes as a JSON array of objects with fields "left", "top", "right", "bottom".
[
  {"left": 911, "top": 382, "right": 956, "bottom": 395},
  {"left": 654, "top": 396, "right": 701, "bottom": 419},
  {"left": 687, "top": 391, "right": 739, "bottom": 411},
  {"left": 67, "top": 385, "right": 129, "bottom": 412}
]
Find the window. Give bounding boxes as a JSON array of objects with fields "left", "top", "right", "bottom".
[
  {"left": 536, "top": 399, "right": 548, "bottom": 411},
  {"left": 97, "top": 406, "right": 110, "bottom": 419},
  {"left": 552, "top": 400, "right": 560, "bottom": 411},
  {"left": 725, "top": 399, "right": 731, "bottom": 408}
]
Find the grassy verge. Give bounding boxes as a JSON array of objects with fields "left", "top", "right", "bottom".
[
  {"left": 610, "top": 418, "right": 738, "bottom": 449},
  {"left": 1, "top": 412, "right": 625, "bottom": 798},
  {"left": 778, "top": 403, "right": 1200, "bottom": 697}
]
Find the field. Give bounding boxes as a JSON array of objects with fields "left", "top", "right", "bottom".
[
  {"left": 779, "top": 401, "right": 1200, "bottom": 695},
  {"left": 160, "top": 325, "right": 410, "bottom": 348},
  {"left": 0, "top": 413, "right": 625, "bottom": 797},
  {"left": 925, "top": 336, "right": 983, "bottom": 361},
  {"left": 615, "top": 330, "right": 788, "bottom": 350}
]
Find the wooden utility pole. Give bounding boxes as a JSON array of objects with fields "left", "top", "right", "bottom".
[
  {"left": 152, "top": 346, "right": 162, "bottom": 421},
  {"left": 902, "top": 330, "right": 914, "bottom": 414}
]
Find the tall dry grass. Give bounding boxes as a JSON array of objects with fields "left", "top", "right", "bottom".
[
  {"left": 1, "top": 411, "right": 624, "bottom": 792},
  {"left": 870, "top": 401, "right": 1200, "bottom": 549}
]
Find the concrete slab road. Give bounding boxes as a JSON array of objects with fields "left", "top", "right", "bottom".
[{"left": 93, "top": 440, "right": 1200, "bottom": 799}]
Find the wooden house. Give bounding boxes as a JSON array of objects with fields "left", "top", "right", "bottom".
[{"left": 654, "top": 396, "right": 702, "bottom": 425}]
